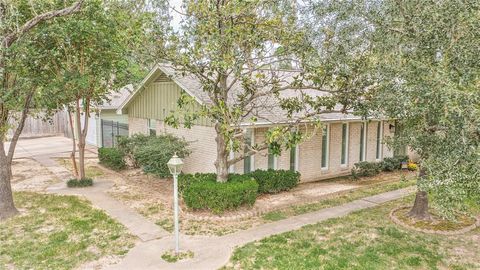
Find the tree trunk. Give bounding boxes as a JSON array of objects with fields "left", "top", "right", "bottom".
[
  {"left": 214, "top": 123, "right": 229, "bottom": 183},
  {"left": 408, "top": 167, "right": 431, "bottom": 220},
  {"left": 74, "top": 99, "right": 86, "bottom": 179},
  {"left": 0, "top": 143, "right": 18, "bottom": 221},
  {"left": 67, "top": 109, "right": 79, "bottom": 178}
]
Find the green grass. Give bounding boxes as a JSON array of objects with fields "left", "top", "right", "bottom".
[
  {"left": 0, "top": 192, "right": 135, "bottom": 270},
  {"left": 225, "top": 196, "right": 480, "bottom": 269},
  {"left": 261, "top": 178, "right": 416, "bottom": 221}
]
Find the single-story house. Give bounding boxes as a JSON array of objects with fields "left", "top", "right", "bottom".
[
  {"left": 117, "top": 65, "right": 405, "bottom": 182},
  {"left": 80, "top": 86, "right": 132, "bottom": 147}
]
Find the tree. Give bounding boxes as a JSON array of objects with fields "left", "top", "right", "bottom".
[
  {"left": 40, "top": 0, "right": 149, "bottom": 180},
  {"left": 161, "top": 0, "right": 374, "bottom": 182},
  {"left": 0, "top": 0, "right": 84, "bottom": 221},
  {"left": 370, "top": 0, "right": 480, "bottom": 219}
]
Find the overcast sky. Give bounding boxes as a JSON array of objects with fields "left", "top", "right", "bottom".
[{"left": 167, "top": 0, "right": 184, "bottom": 30}]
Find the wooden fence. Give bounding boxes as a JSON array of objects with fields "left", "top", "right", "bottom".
[{"left": 7, "top": 111, "right": 70, "bottom": 139}]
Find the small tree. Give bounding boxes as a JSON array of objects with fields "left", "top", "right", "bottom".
[
  {"left": 41, "top": 0, "right": 147, "bottom": 180},
  {"left": 160, "top": 0, "right": 374, "bottom": 182},
  {"left": 0, "top": 0, "right": 84, "bottom": 220}
]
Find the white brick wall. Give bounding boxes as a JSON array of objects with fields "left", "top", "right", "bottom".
[{"left": 127, "top": 117, "right": 396, "bottom": 182}]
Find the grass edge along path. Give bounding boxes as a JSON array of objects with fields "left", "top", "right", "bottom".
[
  {"left": 226, "top": 195, "right": 480, "bottom": 270},
  {"left": 0, "top": 192, "right": 136, "bottom": 270}
]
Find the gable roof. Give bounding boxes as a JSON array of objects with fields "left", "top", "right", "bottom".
[
  {"left": 118, "top": 64, "right": 372, "bottom": 124},
  {"left": 99, "top": 85, "right": 133, "bottom": 110}
]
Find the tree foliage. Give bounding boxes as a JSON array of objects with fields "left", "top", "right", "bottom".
[{"left": 369, "top": 0, "right": 480, "bottom": 217}]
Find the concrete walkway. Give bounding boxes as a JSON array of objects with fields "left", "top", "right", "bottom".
[
  {"left": 107, "top": 187, "right": 415, "bottom": 270},
  {"left": 10, "top": 136, "right": 416, "bottom": 270}
]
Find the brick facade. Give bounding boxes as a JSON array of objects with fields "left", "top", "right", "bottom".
[{"left": 127, "top": 117, "right": 396, "bottom": 183}]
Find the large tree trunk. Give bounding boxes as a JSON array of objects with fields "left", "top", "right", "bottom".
[
  {"left": 0, "top": 142, "right": 18, "bottom": 221},
  {"left": 408, "top": 167, "right": 431, "bottom": 220},
  {"left": 214, "top": 123, "right": 229, "bottom": 183}
]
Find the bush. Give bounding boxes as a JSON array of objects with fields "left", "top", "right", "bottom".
[
  {"left": 178, "top": 173, "right": 216, "bottom": 193},
  {"left": 116, "top": 134, "right": 152, "bottom": 168},
  {"left": 351, "top": 161, "right": 382, "bottom": 179},
  {"left": 98, "top": 147, "right": 126, "bottom": 170},
  {"left": 249, "top": 169, "right": 300, "bottom": 194},
  {"left": 67, "top": 178, "right": 93, "bottom": 188},
  {"left": 407, "top": 162, "right": 418, "bottom": 171},
  {"left": 133, "top": 134, "right": 191, "bottom": 178},
  {"left": 182, "top": 178, "right": 258, "bottom": 214},
  {"left": 382, "top": 155, "right": 410, "bottom": 171}
]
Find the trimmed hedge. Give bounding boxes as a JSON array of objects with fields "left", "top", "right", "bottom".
[
  {"left": 182, "top": 178, "right": 258, "bottom": 214},
  {"left": 98, "top": 147, "right": 126, "bottom": 170},
  {"left": 67, "top": 178, "right": 93, "bottom": 188},
  {"left": 249, "top": 169, "right": 300, "bottom": 194}
]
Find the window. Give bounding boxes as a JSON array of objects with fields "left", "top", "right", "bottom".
[
  {"left": 321, "top": 124, "right": 330, "bottom": 169},
  {"left": 376, "top": 121, "right": 382, "bottom": 160},
  {"left": 341, "top": 123, "right": 349, "bottom": 165},
  {"left": 243, "top": 129, "right": 254, "bottom": 173},
  {"left": 268, "top": 148, "right": 277, "bottom": 170},
  {"left": 359, "top": 122, "right": 367, "bottom": 161},
  {"left": 229, "top": 149, "right": 235, "bottom": 173},
  {"left": 289, "top": 146, "right": 298, "bottom": 171},
  {"left": 148, "top": 119, "right": 156, "bottom": 136}
]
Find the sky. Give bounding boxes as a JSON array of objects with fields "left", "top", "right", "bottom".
[{"left": 167, "top": 0, "right": 184, "bottom": 30}]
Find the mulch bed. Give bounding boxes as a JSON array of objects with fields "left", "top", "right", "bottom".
[{"left": 390, "top": 206, "right": 479, "bottom": 235}]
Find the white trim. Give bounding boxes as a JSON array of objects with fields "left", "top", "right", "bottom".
[
  {"left": 376, "top": 121, "right": 384, "bottom": 161},
  {"left": 321, "top": 124, "right": 330, "bottom": 170},
  {"left": 251, "top": 128, "right": 255, "bottom": 171},
  {"left": 340, "top": 122, "right": 349, "bottom": 166},
  {"left": 295, "top": 145, "right": 299, "bottom": 172},
  {"left": 362, "top": 121, "right": 368, "bottom": 161},
  {"left": 229, "top": 148, "right": 235, "bottom": 173},
  {"left": 268, "top": 151, "right": 278, "bottom": 170}
]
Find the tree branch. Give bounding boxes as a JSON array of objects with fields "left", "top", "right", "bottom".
[{"left": 4, "top": 0, "right": 84, "bottom": 47}]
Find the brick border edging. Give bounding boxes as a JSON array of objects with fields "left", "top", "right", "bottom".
[{"left": 389, "top": 206, "right": 479, "bottom": 235}]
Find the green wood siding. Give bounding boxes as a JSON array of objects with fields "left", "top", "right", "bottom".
[{"left": 127, "top": 81, "right": 211, "bottom": 126}]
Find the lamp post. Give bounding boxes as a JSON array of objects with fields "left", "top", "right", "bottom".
[{"left": 167, "top": 153, "right": 183, "bottom": 254}]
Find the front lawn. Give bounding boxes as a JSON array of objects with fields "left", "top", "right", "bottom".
[
  {"left": 0, "top": 192, "right": 135, "bottom": 270},
  {"left": 224, "top": 196, "right": 480, "bottom": 270}
]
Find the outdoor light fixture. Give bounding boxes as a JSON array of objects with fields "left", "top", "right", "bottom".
[{"left": 167, "top": 153, "right": 183, "bottom": 254}]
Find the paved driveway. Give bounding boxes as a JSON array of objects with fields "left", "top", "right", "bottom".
[{"left": 5, "top": 136, "right": 97, "bottom": 159}]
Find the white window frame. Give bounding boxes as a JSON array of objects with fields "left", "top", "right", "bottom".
[
  {"left": 376, "top": 121, "right": 384, "bottom": 161},
  {"left": 243, "top": 128, "right": 255, "bottom": 173},
  {"left": 340, "top": 122, "right": 349, "bottom": 167},
  {"left": 321, "top": 124, "right": 330, "bottom": 170},
  {"left": 147, "top": 119, "right": 156, "bottom": 136},
  {"left": 293, "top": 145, "right": 299, "bottom": 172},
  {"left": 267, "top": 149, "right": 278, "bottom": 170},
  {"left": 229, "top": 148, "right": 235, "bottom": 173},
  {"left": 360, "top": 121, "right": 368, "bottom": 161}
]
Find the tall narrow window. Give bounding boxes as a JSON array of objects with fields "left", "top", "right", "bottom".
[
  {"left": 359, "top": 122, "right": 366, "bottom": 161},
  {"left": 289, "top": 146, "right": 297, "bottom": 171},
  {"left": 244, "top": 129, "right": 253, "bottom": 173},
  {"left": 341, "top": 123, "right": 348, "bottom": 165},
  {"left": 268, "top": 148, "right": 277, "bottom": 170},
  {"left": 148, "top": 119, "right": 156, "bottom": 136},
  {"left": 376, "top": 122, "right": 382, "bottom": 160},
  {"left": 321, "top": 124, "right": 329, "bottom": 169}
]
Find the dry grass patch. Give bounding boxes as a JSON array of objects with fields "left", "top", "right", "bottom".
[
  {"left": 57, "top": 158, "right": 104, "bottom": 178},
  {"left": 0, "top": 192, "right": 135, "bottom": 270},
  {"left": 394, "top": 207, "right": 477, "bottom": 232}
]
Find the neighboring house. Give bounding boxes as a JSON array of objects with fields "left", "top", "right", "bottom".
[
  {"left": 117, "top": 65, "right": 398, "bottom": 182},
  {"left": 80, "top": 85, "right": 132, "bottom": 147}
]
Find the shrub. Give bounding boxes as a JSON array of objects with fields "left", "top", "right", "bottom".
[
  {"left": 248, "top": 169, "right": 300, "bottom": 194},
  {"left": 351, "top": 161, "right": 382, "bottom": 179},
  {"left": 98, "top": 147, "right": 126, "bottom": 170},
  {"left": 116, "top": 134, "right": 152, "bottom": 168},
  {"left": 133, "top": 134, "right": 191, "bottom": 178},
  {"left": 382, "top": 155, "right": 410, "bottom": 171},
  {"left": 178, "top": 173, "right": 216, "bottom": 193},
  {"left": 407, "top": 162, "right": 418, "bottom": 171},
  {"left": 182, "top": 178, "right": 258, "bottom": 214},
  {"left": 67, "top": 178, "right": 93, "bottom": 188}
]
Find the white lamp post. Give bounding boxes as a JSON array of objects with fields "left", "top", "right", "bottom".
[{"left": 167, "top": 153, "right": 183, "bottom": 254}]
